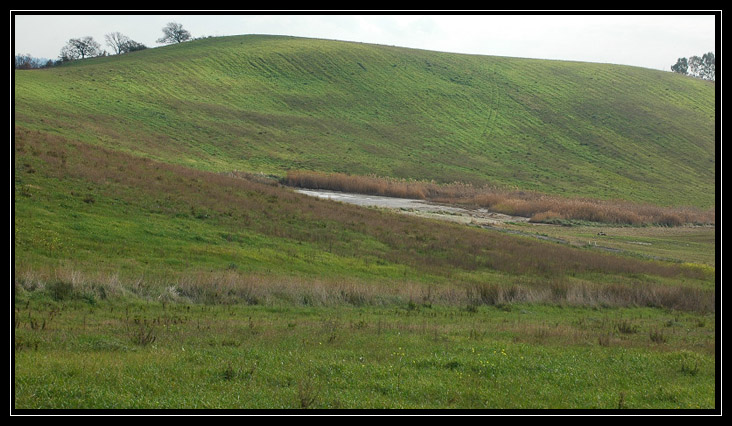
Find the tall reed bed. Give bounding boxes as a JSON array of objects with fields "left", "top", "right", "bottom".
[
  {"left": 285, "top": 170, "right": 433, "bottom": 200},
  {"left": 285, "top": 170, "right": 715, "bottom": 226}
]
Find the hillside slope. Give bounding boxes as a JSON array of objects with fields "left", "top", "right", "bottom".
[{"left": 14, "top": 34, "right": 715, "bottom": 207}]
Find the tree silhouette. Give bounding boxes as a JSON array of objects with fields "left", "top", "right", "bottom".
[
  {"left": 156, "top": 22, "right": 192, "bottom": 44},
  {"left": 671, "top": 57, "right": 688, "bottom": 75},
  {"left": 60, "top": 37, "right": 102, "bottom": 61},
  {"left": 671, "top": 52, "right": 715, "bottom": 81}
]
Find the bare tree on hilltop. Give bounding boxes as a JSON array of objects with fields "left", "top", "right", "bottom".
[
  {"left": 105, "top": 32, "right": 148, "bottom": 54},
  {"left": 60, "top": 36, "right": 102, "bottom": 61},
  {"left": 105, "top": 32, "right": 129, "bottom": 54},
  {"left": 156, "top": 22, "right": 192, "bottom": 44}
]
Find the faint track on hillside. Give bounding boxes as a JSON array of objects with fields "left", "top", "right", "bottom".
[{"left": 480, "top": 68, "right": 500, "bottom": 143}]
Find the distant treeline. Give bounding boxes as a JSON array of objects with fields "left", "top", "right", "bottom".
[
  {"left": 14, "top": 54, "right": 60, "bottom": 69},
  {"left": 285, "top": 170, "right": 715, "bottom": 226},
  {"left": 14, "top": 22, "right": 194, "bottom": 70}
]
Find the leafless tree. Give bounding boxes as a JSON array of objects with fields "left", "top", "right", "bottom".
[
  {"left": 105, "top": 32, "right": 130, "bottom": 55},
  {"left": 60, "top": 36, "right": 102, "bottom": 61},
  {"left": 105, "top": 32, "right": 147, "bottom": 54},
  {"left": 156, "top": 22, "right": 192, "bottom": 44}
]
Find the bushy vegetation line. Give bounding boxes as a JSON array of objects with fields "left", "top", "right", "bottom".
[
  {"left": 285, "top": 170, "right": 715, "bottom": 226},
  {"left": 14, "top": 264, "right": 715, "bottom": 313}
]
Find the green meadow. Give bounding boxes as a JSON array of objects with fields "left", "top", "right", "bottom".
[
  {"left": 14, "top": 301, "right": 715, "bottom": 410},
  {"left": 13, "top": 35, "right": 716, "bottom": 411}
]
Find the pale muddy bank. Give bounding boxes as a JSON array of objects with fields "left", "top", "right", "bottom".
[{"left": 294, "top": 188, "right": 531, "bottom": 227}]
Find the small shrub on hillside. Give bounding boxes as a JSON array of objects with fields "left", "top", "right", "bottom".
[
  {"left": 130, "top": 324, "right": 156, "bottom": 346},
  {"left": 47, "top": 280, "right": 74, "bottom": 301},
  {"left": 649, "top": 328, "right": 668, "bottom": 344},
  {"left": 614, "top": 319, "right": 639, "bottom": 334}
]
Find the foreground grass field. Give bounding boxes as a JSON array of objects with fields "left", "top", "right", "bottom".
[{"left": 14, "top": 295, "right": 715, "bottom": 410}]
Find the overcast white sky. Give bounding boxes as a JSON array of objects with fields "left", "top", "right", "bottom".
[{"left": 12, "top": 12, "right": 718, "bottom": 71}]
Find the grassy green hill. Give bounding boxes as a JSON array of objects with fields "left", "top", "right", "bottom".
[{"left": 14, "top": 34, "right": 715, "bottom": 208}]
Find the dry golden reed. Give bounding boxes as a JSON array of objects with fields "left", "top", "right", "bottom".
[{"left": 286, "top": 170, "right": 715, "bottom": 226}]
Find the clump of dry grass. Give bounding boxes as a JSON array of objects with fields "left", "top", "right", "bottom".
[
  {"left": 14, "top": 265, "right": 715, "bottom": 313},
  {"left": 14, "top": 265, "right": 126, "bottom": 302},
  {"left": 462, "top": 279, "right": 714, "bottom": 313}
]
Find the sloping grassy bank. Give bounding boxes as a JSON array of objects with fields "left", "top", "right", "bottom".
[{"left": 15, "top": 129, "right": 714, "bottom": 306}]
